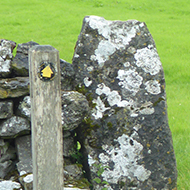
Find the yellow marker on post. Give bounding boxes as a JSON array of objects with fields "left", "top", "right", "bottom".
[{"left": 41, "top": 66, "right": 53, "bottom": 78}]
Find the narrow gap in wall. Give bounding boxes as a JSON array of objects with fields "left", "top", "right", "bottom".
[
  {"left": 12, "top": 96, "right": 24, "bottom": 116},
  {"left": 74, "top": 125, "right": 93, "bottom": 189}
]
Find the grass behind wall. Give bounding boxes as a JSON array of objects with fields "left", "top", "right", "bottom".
[{"left": 1, "top": 0, "right": 190, "bottom": 189}]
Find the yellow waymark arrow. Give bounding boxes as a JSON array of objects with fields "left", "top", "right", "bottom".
[{"left": 41, "top": 66, "right": 53, "bottom": 78}]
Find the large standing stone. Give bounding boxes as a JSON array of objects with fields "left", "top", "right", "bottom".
[
  {"left": 72, "top": 16, "right": 177, "bottom": 190},
  {"left": 0, "top": 39, "right": 16, "bottom": 78},
  {"left": 0, "top": 116, "right": 30, "bottom": 138},
  {"left": 0, "top": 77, "right": 29, "bottom": 99}
]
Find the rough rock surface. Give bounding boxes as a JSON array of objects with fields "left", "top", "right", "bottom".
[
  {"left": 0, "top": 180, "right": 21, "bottom": 190},
  {"left": 63, "top": 136, "right": 75, "bottom": 157},
  {"left": 0, "top": 77, "right": 29, "bottom": 99},
  {"left": 60, "top": 59, "right": 75, "bottom": 91},
  {"left": 0, "top": 39, "right": 16, "bottom": 78},
  {"left": 0, "top": 116, "right": 30, "bottom": 138},
  {"left": 12, "top": 41, "right": 39, "bottom": 76},
  {"left": 17, "top": 96, "right": 31, "bottom": 121},
  {"left": 0, "top": 140, "right": 16, "bottom": 178},
  {"left": 15, "top": 135, "right": 32, "bottom": 174},
  {"left": 72, "top": 16, "right": 177, "bottom": 190},
  {"left": 0, "top": 101, "right": 13, "bottom": 119},
  {"left": 61, "top": 91, "right": 90, "bottom": 131}
]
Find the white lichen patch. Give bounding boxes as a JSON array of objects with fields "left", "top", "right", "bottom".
[
  {"left": 92, "top": 96, "right": 110, "bottom": 119},
  {"left": 88, "top": 154, "right": 96, "bottom": 167},
  {"left": 96, "top": 83, "right": 122, "bottom": 107},
  {"left": 19, "top": 96, "right": 31, "bottom": 118},
  {"left": 85, "top": 16, "right": 141, "bottom": 67},
  {"left": 0, "top": 180, "right": 21, "bottom": 190},
  {"left": 139, "top": 101, "right": 155, "bottom": 115},
  {"left": 134, "top": 47, "right": 162, "bottom": 75},
  {"left": 99, "top": 132, "right": 151, "bottom": 183},
  {"left": 93, "top": 82, "right": 155, "bottom": 119},
  {"left": 140, "top": 107, "right": 155, "bottom": 115},
  {"left": 145, "top": 80, "right": 161, "bottom": 95},
  {"left": 23, "top": 174, "right": 33, "bottom": 183},
  {"left": 123, "top": 62, "right": 130, "bottom": 67},
  {"left": 74, "top": 53, "right": 79, "bottom": 58},
  {"left": 84, "top": 77, "right": 93, "bottom": 87},
  {"left": 107, "top": 91, "right": 122, "bottom": 107},
  {"left": 92, "top": 40, "right": 116, "bottom": 67},
  {"left": 0, "top": 60, "right": 11, "bottom": 73},
  {"left": 139, "top": 22, "right": 145, "bottom": 28},
  {"left": 87, "top": 66, "right": 94, "bottom": 72},
  {"left": 93, "top": 83, "right": 155, "bottom": 119},
  {"left": 96, "top": 83, "right": 111, "bottom": 96},
  {"left": 117, "top": 69, "right": 143, "bottom": 95}
]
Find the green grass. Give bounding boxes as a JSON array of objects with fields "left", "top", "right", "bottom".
[{"left": 1, "top": 0, "right": 190, "bottom": 189}]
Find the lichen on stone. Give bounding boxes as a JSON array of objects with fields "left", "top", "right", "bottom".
[
  {"left": 98, "top": 132, "right": 151, "bottom": 183},
  {"left": 134, "top": 47, "right": 162, "bottom": 75},
  {"left": 145, "top": 80, "right": 161, "bottom": 95},
  {"left": 117, "top": 69, "right": 143, "bottom": 95},
  {"left": 85, "top": 16, "right": 141, "bottom": 68}
]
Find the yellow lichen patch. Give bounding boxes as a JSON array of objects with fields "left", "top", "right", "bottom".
[
  {"left": 172, "top": 187, "right": 177, "bottom": 190},
  {"left": 137, "top": 32, "right": 141, "bottom": 35},
  {"left": 0, "top": 88, "right": 8, "bottom": 99},
  {"left": 167, "top": 151, "right": 170, "bottom": 154},
  {"left": 168, "top": 177, "right": 172, "bottom": 184},
  {"left": 147, "top": 143, "right": 151, "bottom": 148},
  {"left": 163, "top": 112, "right": 165, "bottom": 115}
]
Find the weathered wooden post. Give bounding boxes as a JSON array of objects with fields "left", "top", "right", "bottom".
[{"left": 29, "top": 45, "right": 63, "bottom": 190}]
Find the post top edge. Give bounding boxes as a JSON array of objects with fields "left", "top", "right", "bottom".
[{"left": 29, "top": 45, "right": 58, "bottom": 52}]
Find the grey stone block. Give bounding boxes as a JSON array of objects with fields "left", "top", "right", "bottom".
[
  {"left": 0, "top": 116, "right": 30, "bottom": 138},
  {"left": 0, "top": 101, "right": 13, "bottom": 119},
  {"left": 15, "top": 135, "right": 32, "bottom": 175}
]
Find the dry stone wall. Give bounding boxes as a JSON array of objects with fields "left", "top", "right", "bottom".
[
  {"left": 0, "top": 40, "right": 90, "bottom": 190},
  {"left": 0, "top": 16, "right": 177, "bottom": 190}
]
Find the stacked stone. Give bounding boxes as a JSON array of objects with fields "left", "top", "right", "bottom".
[
  {"left": 0, "top": 40, "right": 90, "bottom": 190},
  {"left": 0, "top": 40, "right": 31, "bottom": 190}
]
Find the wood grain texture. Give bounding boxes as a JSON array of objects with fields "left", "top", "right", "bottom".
[{"left": 29, "top": 45, "right": 63, "bottom": 190}]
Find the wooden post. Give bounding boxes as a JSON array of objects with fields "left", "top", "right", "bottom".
[{"left": 29, "top": 45, "right": 63, "bottom": 190}]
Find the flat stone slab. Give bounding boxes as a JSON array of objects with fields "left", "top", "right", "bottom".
[
  {"left": 72, "top": 16, "right": 177, "bottom": 190},
  {"left": 0, "top": 77, "right": 29, "bottom": 99},
  {"left": 0, "top": 116, "right": 30, "bottom": 138}
]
